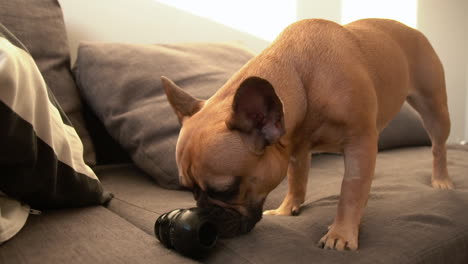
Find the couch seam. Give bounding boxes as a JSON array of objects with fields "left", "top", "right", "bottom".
[
  {"left": 105, "top": 199, "right": 256, "bottom": 264},
  {"left": 110, "top": 196, "right": 164, "bottom": 215}
]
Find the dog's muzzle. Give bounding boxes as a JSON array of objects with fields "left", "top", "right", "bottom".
[
  {"left": 198, "top": 202, "right": 264, "bottom": 238},
  {"left": 194, "top": 188, "right": 264, "bottom": 237}
]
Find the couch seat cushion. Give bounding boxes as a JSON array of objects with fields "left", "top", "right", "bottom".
[
  {"left": 0, "top": 206, "right": 196, "bottom": 263},
  {"left": 98, "top": 146, "right": 468, "bottom": 264}
]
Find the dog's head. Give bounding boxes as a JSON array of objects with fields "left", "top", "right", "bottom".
[{"left": 162, "top": 76, "right": 288, "bottom": 236}]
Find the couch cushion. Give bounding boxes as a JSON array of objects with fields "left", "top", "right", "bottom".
[
  {"left": 98, "top": 146, "right": 468, "bottom": 263},
  {"left": 0, "top": 0, "right": 96, "bottom": 165},
  {"left": 0, "top": 206, "right": 197, "bottom": 263},
  {"left": 96, "top": 164, "right": 256, "bottom": 263},
  {"left": 74, "top": 42, "right": 255, "bottom": 189},
  {"left": 95, "top": 164, "right": 193, "bottom": 235},
  {"left": 378, "top": 102, "right": 431, "bottom": 150}
]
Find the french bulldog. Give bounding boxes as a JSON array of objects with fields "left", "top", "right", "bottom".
[{"left": 162, "top": 18, "right": 453, "bottom": 250}]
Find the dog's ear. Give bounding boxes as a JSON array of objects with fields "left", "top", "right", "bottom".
[
  {"left": 161, "top": 76, "right": 205, "bottom": 124},
  {"left": 226, "top": 76, "right": 285, "bottom": 153}
]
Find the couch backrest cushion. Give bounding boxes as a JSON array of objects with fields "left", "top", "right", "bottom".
[
  {"left": 378, "top": 102, "right": 431, "bottom": 150},
  {"left": 0, "top": 0, "right": 96, "bottom": 165},
  {"left": 74, "top": 42, "right": 255, "bottom": 189}
]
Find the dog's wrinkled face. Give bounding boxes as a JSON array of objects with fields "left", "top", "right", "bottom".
[{"left": 162, "top": 76, "right": 288, "bottom": 236}]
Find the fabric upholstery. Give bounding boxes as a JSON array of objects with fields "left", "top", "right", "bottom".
[
  {"left": 98, "top": 146, "right": 468, "bottom": 264},
  {"left": 0, "top": 29, "right": 110, "bottom": 209},
  {"left": 74, "top": 42, "right": 255, "bottom": 189},
  {"left": 0, "top": 194, "right": 29, "bottom": 244},
  {"left": 0, "top": 207, "right": 196, "bottom": 264},
  {"left": 378, "top": 102, "right": 431, "bottom": 150}
]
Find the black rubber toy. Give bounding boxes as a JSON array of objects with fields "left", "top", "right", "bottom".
[{"left": 155, "top": 208, "right": 219, "bottom": 258}]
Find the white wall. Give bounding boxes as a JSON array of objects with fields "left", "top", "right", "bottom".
[
  {"left": 466, "top": 49, "right": 468, "bottom": 143},
  {"left": 417, "top": 0, "right": 468, "bottom": 143},
  {"left": 59, "top": 0, "right": 269, "bottom": 63},
  {"left": 297, "top": 0, "right": 341, "bottom": 23},
  {"left": 60, "top": 0, "right": 342, "bottom": 61},
  {"left": 60, "top": 0, "right": 467, "bottom": 143}
]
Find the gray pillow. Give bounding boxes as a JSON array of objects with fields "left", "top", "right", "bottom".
[
  {"left": 0, "top": 0, "right": 96, "bottom": 165},
  {"left": 74, "top": 42, "right": 254, "bottom": 189},
  {"left": 378, "top": 102, "right": 431, "bottom": 150}
]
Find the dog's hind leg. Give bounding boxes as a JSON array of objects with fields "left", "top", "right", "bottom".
[
  {"left": 407, "top": 47, "right": 453, "bottom": 189},
  {"left": 407, "top": 94, "right": 453, "bottom": 189}
]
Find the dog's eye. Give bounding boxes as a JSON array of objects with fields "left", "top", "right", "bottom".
[{"left": 205, "top": 177, "right": 241, "bottom": 201}]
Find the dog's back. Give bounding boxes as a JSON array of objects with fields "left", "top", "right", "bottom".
[{"left": 257, "top": 18, "right": 445, "bottom": 134}]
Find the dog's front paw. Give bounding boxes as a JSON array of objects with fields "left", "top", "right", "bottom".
[
  {"left": 432, "top": 178, "right": 454, "bottom": 190},
  {"left": 263, "top": 203, "right": 301, "bottom": 216},
  {"left": 317, "top": 224, "right": 358, "bottom": 251},
  {"left": 264, "top": 196, "right": 304, "bottom": 216}
]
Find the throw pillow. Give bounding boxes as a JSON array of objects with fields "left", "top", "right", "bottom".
[
  {"left": 378, "top": 102, "right": 431, "bottom": 150},
  {"left": 0, "top": 25, "right": 111, "bottom": 209},
  {"left": 74, "top": 42, "right": 255, "bottom": 189},
  {"left": 0, "top": 0, "right": 97, "bottom": 165}
]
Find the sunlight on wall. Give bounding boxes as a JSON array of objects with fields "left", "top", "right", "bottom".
[
  {"left": 156, "top": 0, "right": 418, "bottom": 40},
  {"left": 341, "top": 0, "right": 418, "bottom": 28},
  {"left": 156, "top": 0, "right": 296, "bottom": 41}
]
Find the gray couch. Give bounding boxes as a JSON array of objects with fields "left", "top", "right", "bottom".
[{"left": 1, "top": 1, "right": 468, "bottom": 263}]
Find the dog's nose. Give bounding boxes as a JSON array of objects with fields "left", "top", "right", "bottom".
[{"left": 196, "top": 192, "right": 210, "bottom": 208}]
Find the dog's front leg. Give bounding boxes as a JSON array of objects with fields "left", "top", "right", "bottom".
[
  {"left": 318, "top": 133, "right": 377, "bottom": 251},
  {"left": 264, "top": 147, "right": 311, "bottom": 216}
]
